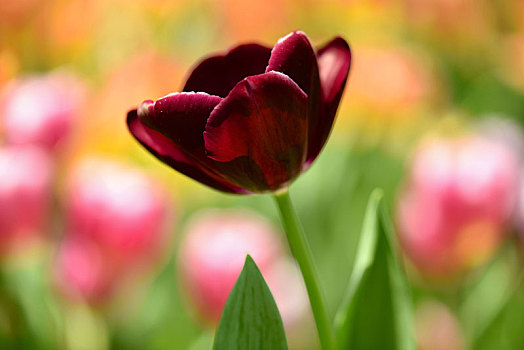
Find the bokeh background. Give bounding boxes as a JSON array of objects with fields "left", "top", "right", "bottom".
[{"left": 1, "top": 0, "right": 524, "bottom": 349}]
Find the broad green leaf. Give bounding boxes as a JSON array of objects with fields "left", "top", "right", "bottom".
[
  {"left": 335, "top": 189, "right": 415, "bottom": 350},
  {"left": 213, "top": 255, "right": 288, "bottom": 350}
]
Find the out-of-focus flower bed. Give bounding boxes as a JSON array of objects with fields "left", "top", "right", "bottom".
[{"left": 1, "top": 0, "right": 524, "bottom": 349}]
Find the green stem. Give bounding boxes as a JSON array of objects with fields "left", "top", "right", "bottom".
[{"left": 273, "top": 189, "right": 336, "bottom": 350}]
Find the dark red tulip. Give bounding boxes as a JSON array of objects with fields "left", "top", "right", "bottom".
[{"left": 127, "top": 31, "right": 351, "bottom": 193}]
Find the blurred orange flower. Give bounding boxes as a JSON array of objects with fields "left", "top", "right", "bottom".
[
  {"left": 216, "top": 0, "right": 290, "bottom": 42},
  {"left": 43, "top": 0, "right": 100, "bottom": 53},
  {"left": 76, "top": 50, "right": 182, "bottom": 157},
  {"left": 403, "top": 0, "right": 492, "bottom": 46},
  {"left": 0, "top": 0, "right": 43, "bottom": 27},
  {"left": 501, "top": 34, "right": 524, "bottom": 92},
  {"left": 340, "top": 44, "right": 436, "bottom": 133}
]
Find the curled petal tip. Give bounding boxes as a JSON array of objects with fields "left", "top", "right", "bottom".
[
  {"left": 277, "top": 32, "right": 294, "bottom": 44},
  {"left": 277, "top": 30, "right": 308, "bottom": 44},
  {"left": 138, "top": 100, "right": 154, "bottom": 120}
]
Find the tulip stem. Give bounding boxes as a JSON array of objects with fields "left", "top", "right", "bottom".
[{"left": 273, "top": 190, "right": 336, "bottom": 350}]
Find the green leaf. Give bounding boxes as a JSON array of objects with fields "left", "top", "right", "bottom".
[
  {"left": 213, "top": 255, "right": 288, "bottom": 350},
  {"left": 459, "top": 244, "right": 524, "bottom": 349},
  {"left": 334, "top": 189, "right": 415, "bottom": 350}
]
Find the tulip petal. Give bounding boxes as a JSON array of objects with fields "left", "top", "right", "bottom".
[
  {"left": 318, "top": 37, "right": 352, "bottom": 108},
  {"left": 307, "top": 37, "right": 352, "bottom": 163},
  {"left": 127, "top": 110, "right": 247, "bottom": 194},
  {"left": 204, "top": 72, "right": 308, "bottom": 192},
  {"left": 266, "top": 31, "right": 319, "bottom": 97},
  {"left": 266, "top": 31, "right": 323, "bottom": 166},
  {"left": 138, "top": 92, "right": 222, "bottom": 153},
  {"left": 183, "top": 44, "right": 272, "bottom": 98}
]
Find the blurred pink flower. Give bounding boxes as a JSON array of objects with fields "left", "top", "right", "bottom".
[
  {"left": 397, "top": 134, "right": 519, "bottom": 278},
  {"left": 516, "top": 179, "right": 524, "bottom": 249},
  {"left": 0, "top": 146, "right": 53, "bottom": 256},
  {"left": 55, "top": 158, "right": 173, "bottom": 304},
  {"left": 66, "top": 158, "right": 172, "bottom": 269},
  {"left": 54, "top": 236, "right": 114, "bottom": 304},
  {"left": 264, "top": 258, "right": 309, "bottom": 330},
  {"left": 1, "top": 72, "right": 85, "bottom": 152},
  {"left": 179, "top": 209, "right": 308, "bottom": 329},
  {"left": 415, "top": 301, "right": 464, "bottom": 350}
]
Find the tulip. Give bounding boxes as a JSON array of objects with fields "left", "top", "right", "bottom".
[
  {"left": 0, "top": 146, "right": 53, "bottom": 256},
  {"left": 1, "top": 72, "right": 84, "bottom": 152},
  {"left": 179, "top": 210, "right": 308, "bottom": 329},
  {"left": 127, "top": 31, "right": 351, "bottom": 194},
  {"left": 397, "top": 134, "right": 519, "bottom": 278},
  {"left": 65, "top": 158, "right": 172, "bottom": 271}
]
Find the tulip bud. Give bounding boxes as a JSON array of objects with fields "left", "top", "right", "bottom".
[
  {"left": 66, "top": 158, "right": 172, "bottom": 270},
  {"left": 0, "top": 146, "right": 53, "bottom": 257},
  {"left": 1, "top": 72, "right": 85, "bottom": 152},
  {"left": 397, "top": 133, "right": 519, "bottom": 278},
  {"left": 179, "top": 209, "right": 308, "bottom": 329}
]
